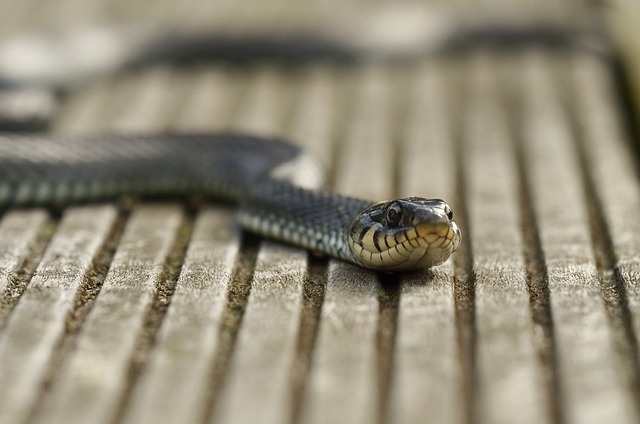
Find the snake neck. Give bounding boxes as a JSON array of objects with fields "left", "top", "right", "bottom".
[{"left": 237, "top": 179, "right": 372, "bottom": 263}]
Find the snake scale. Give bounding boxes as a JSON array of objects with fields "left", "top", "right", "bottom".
[{"left": 0, "top": 15, "right": 602, "bottom": 270}]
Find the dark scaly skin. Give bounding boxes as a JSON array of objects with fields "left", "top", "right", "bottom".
[
  {"left": 0, "top": 25, "right": 486, "bottom": 269},
  {"left": 0, "top": 132, "right": 373, "bottom": 264},
  {"left": 0, "top": 132, "right": 370, "bottom": 265},
  {"left": 0, "top": 133, "right": 304, "bottom": 204},
  {"left": 238, "top": 179, "right": 373, "bottom": 262},
  {"left": 0, "top": 132, "right": 460, "bottom": 270}
]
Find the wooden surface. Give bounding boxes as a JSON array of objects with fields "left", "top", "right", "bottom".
[{"left": 1, "top": 1, "right": 640, "bottom": 424}]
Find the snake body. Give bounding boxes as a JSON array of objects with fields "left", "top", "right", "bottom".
[
  {"left": 0, "top": 133, "right": 461, "bottom": 271},
  {"left": 0, "top": 11, "right": 611, "bottom": 270},
  {"left": 10, "top": 15, "right": 574, "bottom": 270}
]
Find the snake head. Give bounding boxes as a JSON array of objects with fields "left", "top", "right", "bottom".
[{"left": 348, "top": 197, "right": 461, "bottom": 271}]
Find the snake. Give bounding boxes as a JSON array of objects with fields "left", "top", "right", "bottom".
[
  {"left": 0, "top": 14, "right": 607, "bottom": 271},
  {"left": 0, "top": 133, "right": 461, "bottom": 271}
]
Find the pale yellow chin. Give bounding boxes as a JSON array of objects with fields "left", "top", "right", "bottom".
[{"left": 352, "top": 223, "right": 460, "bottom": 271}]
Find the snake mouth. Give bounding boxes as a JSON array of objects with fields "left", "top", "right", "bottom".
[
  {"left": 389, "top": 220, "right": 460, "bottom": 270},
  {"left": 348, "top": 218, "right": 461, "bottom": 272}
]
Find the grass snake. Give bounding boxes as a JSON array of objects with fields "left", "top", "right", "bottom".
[
  {"left": 0, "top": 133, "right": 461, "bottom": 271},
  {"left": 0, "top": 14, "right": 607, "bottom": 271}
]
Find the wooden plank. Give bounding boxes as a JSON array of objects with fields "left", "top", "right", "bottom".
[
  {"left": 0, "top": 210, "right": 50, "bottom": 327},
  {"left": 33, "top": 205, "right": 186, "bottom": 424},
  {"left": 462, "top": 54, "right": 543, "bottom": 424},
  {"left": 299, "top": 66, "right": 394, "bottom": 424},
  {"left": 0, "top": 206, "right": 119, "bottom": 423},
  {"left": 516, "top": 51, "right": 638, "bottom": 424},
  {"left": 388, "top": 62, "right": 460, "bottom": 424},
  {"left": 212, "top": 243, "right": 307, "bottom": 424}
]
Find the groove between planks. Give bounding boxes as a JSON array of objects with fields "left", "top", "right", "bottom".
[
  {"left": 451, "top": 61, "right": 479, "bottom": 424},
  {"left": 113, "top": 211, "right": 194, "bottom": 423},
  {"left": 201, "top": 233, "right": 261, "bottom": 423}
]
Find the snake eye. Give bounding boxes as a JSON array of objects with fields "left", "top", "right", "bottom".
[
  {"left": 385, "top": 203, "right": 403, "bottom": 228},
  {"left": 446, "top": 206, "right": 453, "bottom": 220}
]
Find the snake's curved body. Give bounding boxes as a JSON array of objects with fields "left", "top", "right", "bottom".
[
  {"left": 0, "top": 133, "right": 460, "bottom": 271},
  {"left": 0, "top": 9, "right": 609, "bottom": 270},
  {"left": 0, "top": 17, "right": 478, "bottom": 271}
]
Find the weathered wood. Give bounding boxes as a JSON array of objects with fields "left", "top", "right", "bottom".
[
  {"left": 0, "top": 206, "right": 119, "bottom": 423},
  {"left": 0, "top": 210, "right": 50, "bottom": 327},
  {"left": 32, "top": 206, "right": 186, "bottom": 424},
  {"left": 516, "top": 51, "right": 639, "bottom": 424},
  {"left": 121, "top": 207, "right": 239, "bottom": 424},
  {"left": 213, "top": 243, "right": 307, "bottom": 424},
  {"left": 462, "top": 54, "right": 543, "bottom": 424}
]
